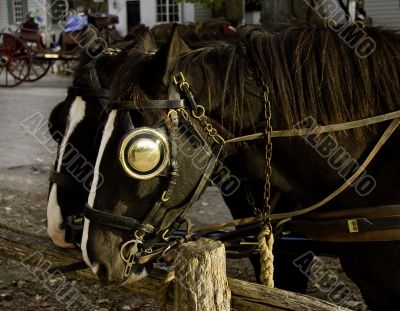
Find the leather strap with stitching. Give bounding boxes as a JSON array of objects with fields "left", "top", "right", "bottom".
[{"left": 84, "top": 204, "right": 156, "bottom": 234}]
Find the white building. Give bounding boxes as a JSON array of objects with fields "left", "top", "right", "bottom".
[
  {"left": 364, "top": 0, "right": 400, "bottom": 29},
  {"left": 1, "top": 1, "right": 262, "bottom": 38},
  {"left": 108, "top": 0, "right": 212, "bottom": 36},
  {"left": 1, "top": 0, "right": 45, "bottom": 31},
  {"left": 0, "top": 0, "right": 210, "bottom": 36},
  {"left": 318, "top": 0, "right": 400, "bottom": 29}
]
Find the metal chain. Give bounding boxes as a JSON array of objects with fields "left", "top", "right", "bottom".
[
  {"left": 177, "top": 105, "right": 225, "bottom": 146},
  {"left": 260, "top": 72, "right": 273, "bottom": 218},
  {"left": 174, "top": 72, "right": 225, "bottom": 146},
  {"left": 191, "top": 105, "right": 225, "bottom": 145},
  {"left": 257, "top": 69, "right": 275, "bottom": 288},
  {"left": 257, "top": 69, "right": 272, "bottom": 219}
]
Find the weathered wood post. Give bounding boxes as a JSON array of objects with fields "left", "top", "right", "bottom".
[
  {"left": 0, "top": 226, "right": 352, "bottom": 310},
  {"left": 173, "top": 238, "right": 231, "bottom": 311}
]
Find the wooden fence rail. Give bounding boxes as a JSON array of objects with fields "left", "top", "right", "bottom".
[{"left": 0, "top": 226, "right": 350, "bottom": 311}]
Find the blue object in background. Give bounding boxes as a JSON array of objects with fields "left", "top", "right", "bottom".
[{"left": 64, "top": 15, "right": 88, "bottom": 32}]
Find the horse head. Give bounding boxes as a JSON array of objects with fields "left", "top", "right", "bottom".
[
  {"left": 47, "top": 27, "right": 155, "bottom": 248},
  {"left": 80, "top": 27, "right": 237, "bottom": 284}
]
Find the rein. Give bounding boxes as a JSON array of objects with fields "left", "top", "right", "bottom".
[
  {"left": 195, "top": 117, "right": 400, "bottom": 233},
  {"left": 225, "top": 109, "right": 400, "bottom": 143}
]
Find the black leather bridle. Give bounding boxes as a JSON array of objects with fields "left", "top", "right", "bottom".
[{"left": 83, "top": 72, "right": 226, "bottom": 278}]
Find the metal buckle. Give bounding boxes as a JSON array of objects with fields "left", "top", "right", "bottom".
[
  {"left": 120, "top": 230, "right": 144, "bottom": 278},
  {"left": 347, "top": 219, "right": 359, "bottom": 233},
  {"left": 64, "top": 215, "right": 84, "bottom": 245},
  {"left": 103, "top": 47, "right": 121, "bottom": 56}
]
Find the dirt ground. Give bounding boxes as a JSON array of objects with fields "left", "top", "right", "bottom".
[{"left": 0, "top": 164, "right": 368, "bottom": 311}]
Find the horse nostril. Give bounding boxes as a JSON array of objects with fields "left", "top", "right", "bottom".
[{"left": 96, "top": 263, "right": 109, "bottom": 282}]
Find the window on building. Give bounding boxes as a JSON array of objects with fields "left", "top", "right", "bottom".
[
  {"left": 12, "top": 0, "right": 25, "bottom": 23},
  {"left": 50, "top": 0, "right": 69, "bottom": 23},
  {"left": 156, "top": 0, "right": 180, "bottom": 23}
]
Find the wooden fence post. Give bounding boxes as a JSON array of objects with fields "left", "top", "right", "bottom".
[
  {"left": 173, "top": 238, "right": 231, "bottom": 311},
  {"left": 0, "top": 226, "right": 352, "bottom": 310}
]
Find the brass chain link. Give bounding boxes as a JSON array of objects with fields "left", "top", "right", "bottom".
[
  {"left": 191, "top": 105, "right": 225, "bottom": 145},
  {"left": 257, "top": 69, "right": 275, "bottom": 288},
  {"left": 175, "top": 84, "right": 225, "bottom": 147},
  {"left": 260, "top": 72, "right": 273, "bottom": 219}
]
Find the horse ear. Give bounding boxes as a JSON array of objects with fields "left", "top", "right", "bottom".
[
  {"left": 125, "top": 24, "right": 156, "bottom": 52},
  {"left": 143, "top": 24, "right": 191, "bottom": 90},
  {"left": 48, "top": 100, "right": 70, "bottom": 143},
  {"left": 163, "top": 25, "right": 191, "bottom": 85}
]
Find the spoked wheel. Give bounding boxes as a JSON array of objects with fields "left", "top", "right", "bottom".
[
  {"left": 0, "top": 32, "right": 31, "bottom": 87},
  {"left": 25, "top": 56, "right": 52, "bottom": 82}
]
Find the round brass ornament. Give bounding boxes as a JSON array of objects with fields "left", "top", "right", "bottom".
[{"left": 119, "top": 128, "right": 169, "bottom": 179}]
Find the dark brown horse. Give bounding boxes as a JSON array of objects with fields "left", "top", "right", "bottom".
[{"left": 79, "top": 24, "right": 399, "bottom": 309}]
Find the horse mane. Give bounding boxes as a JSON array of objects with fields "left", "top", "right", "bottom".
[
  {"left": 247, "top": 24, "right": 400, "bottom": 130},
  {"left": 178, "top": 24, "right": 400, "bottom": 137}
]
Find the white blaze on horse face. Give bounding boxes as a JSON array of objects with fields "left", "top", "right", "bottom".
[
  {"left": 47, "top": 97, "right": 86, "bottom": 248},
  {"left": 81, "top": 110, "right": 116, "bottom": 272},
  {"left": 47, "top": 186, "right": 74, "bottom": 248}
]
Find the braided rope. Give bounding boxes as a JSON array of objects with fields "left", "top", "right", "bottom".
[
  {"left": 0, "top": 221, "right": 47, "bottom": 239},
  {"left": 158, "top": 270, "right": 175, "bottom": 311},
  {"left": 258, "top": 223, "right": 274, "bottom": 287}
]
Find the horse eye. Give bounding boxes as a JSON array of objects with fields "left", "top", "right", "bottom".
[
  {"left": 128, "top": 139, "right": 161, "bottom": 172},
  {"left": 119, "top": 128, "right": 169, "bottom": 180}
]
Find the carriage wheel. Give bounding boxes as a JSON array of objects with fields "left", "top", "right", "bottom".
[
  {"left": 25, "top": 56, "right": 52, "bottom": 82},
  {"left": 0, "top": 33, "right": 31, "bottom": 87}
]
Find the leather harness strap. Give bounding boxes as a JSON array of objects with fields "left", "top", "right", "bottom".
[
  {"left": 306, "top": 204, "right": 400, "bottom": 220},
  {"left": 68, "top": 86, "right": 110, "bottom": 98},
  {"left": 225, "top": 109, "right": 400, "bottom": 143},
  {"left": 272, "top": 118, "right": 400, "bottom": 220},
  {"left": 107, "top": 99, "right": 185, "bottom": 111},
  {"left": 49, "top": 170, "right": 87, "bottom": 195},
  {"left": 286, "top": 215, "right": 400, "bottom": 234},
  {"left": 84, "top": 204, "right": 155, "bottom": 234},
  {"left": 193, "top": 117, "right": 400, "bottom": 234},
  {"left": 144, "top": 147, "right": 221, "bottom": 233}
]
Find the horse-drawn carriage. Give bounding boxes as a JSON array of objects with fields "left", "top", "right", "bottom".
[{"left": 0, "top": 13, "right": 120, "bottom": 87}]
